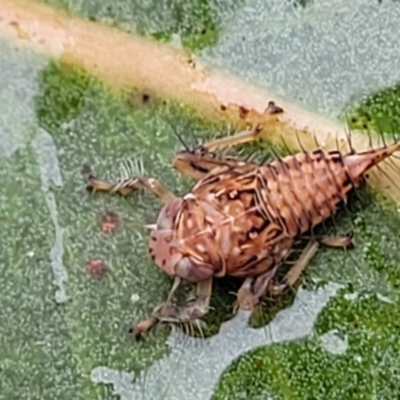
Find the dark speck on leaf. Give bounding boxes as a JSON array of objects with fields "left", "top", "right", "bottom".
[
  {"left": 239, "top": 106, "right": 249, "bottom": 119},
  {"left": 81, "top": 164, "right": 92, "bottom": 175}
]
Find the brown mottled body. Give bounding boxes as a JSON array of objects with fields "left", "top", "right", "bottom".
[
  {"left": 86, "top": 114, "right": 400, "bottom": 339},
  {"left": 150, "top": 146, "right": 385, "bottom": 283}
]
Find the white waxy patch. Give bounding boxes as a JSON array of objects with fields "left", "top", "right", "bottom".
[
  {"left": 195, "top": 243, "right": 207, "bottom": 253},
  {"left": 183, "top": 193, "right": 197, "bottom": 200},
  {"left": 186, "top": 217, "right": 194, "bottom": 230},
  {"left": 280, "top": 248, "right": 289, "bottom": 258},
  {"left": 206, "top": 193, "right": 215, "bottom": 203},
  {"left": 261, "top": 188, "right": 268, "bottom": 199},
  {"left": 228, "top": 190, "right": 238, "bottom": 198},
  {"left": 320, "top": 329, "right": 348, "bottom": 355},
  {"left": 249, "top": 231, "right": 258, "bottom": 240},
  {"left": 32, "top": 129, "right": 68, "bottom": 304},
  {"left": 232, "top": 247, "right": 241, "bottom": 256},
  {"left": 220, "top": 228, "right": 231, "bottom": 255},
  {"left": 215, "top": 189, "right": 226, "bottom": 197}
]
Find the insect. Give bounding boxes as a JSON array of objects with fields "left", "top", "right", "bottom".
[{"left": 86, "top": 103, "right": 400, "bottom": 340}]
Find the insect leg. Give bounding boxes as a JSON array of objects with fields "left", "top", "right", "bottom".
[
  {"left": 152, "top": 277, "right": 213, "bottom": 324},
  {"left": 235, "top": 265, "right": 281, "bottom": 311},
  {"left": 87, "top": 175, "right": 176, "bottom": 204},
  {"left": 269, "top": 232, "right": 354, "bottom": 295},
  {"left": 268, "top": 239, "right": 319, "bottom": 295},
  {"left": 200, "top": 101, "right": 282, "bottom": 152},
  {"left": 201, "top": 124, "right": 265, "bottom": 152},
  {"left": 131, "top": 278, "right": 213, "bottom": 339},
  {"left": 320, "top": 231, "right": 355, "bottom": 249},
  {"left": 129, "top": 276, "right": 182, "bottom": 340}
]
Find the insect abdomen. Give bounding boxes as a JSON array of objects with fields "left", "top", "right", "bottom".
[{"left": 258, "top": 149, "right": 364, "bottom": 237}]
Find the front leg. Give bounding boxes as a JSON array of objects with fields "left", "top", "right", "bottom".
[
  {"left": 131, "top": 278, "right": 213, "bottom": 340},
  {"left": 129, "top": 276, "right": 182, "bottom": 340},
  {"left": 86, "top": 169, "right": 176, "bottom": 204}
]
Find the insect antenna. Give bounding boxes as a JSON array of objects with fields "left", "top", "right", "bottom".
[
  {"left": 164, "top": 115, "right": 196, "bottom": 151},
  {"left": 169, "top": 122, "right": 191, "bottom": 151}
]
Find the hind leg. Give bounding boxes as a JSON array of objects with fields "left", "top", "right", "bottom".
[
  {"left": 270, "top": 232, "right": 354, "bottom": 295},
  {"left": 236, "top": 233, "right": 354, "bottom": 308},
  {"left": 236, "top": 240, "right": 318, "bottom": 310}
]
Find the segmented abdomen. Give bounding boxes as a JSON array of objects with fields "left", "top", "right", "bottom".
[{"left": 257, "top": 149, "right": 356, "bottom": 237}]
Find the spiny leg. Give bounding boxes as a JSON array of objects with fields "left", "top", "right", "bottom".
[
  {"left": 86, "top": 165, "right": 182, "bottom": 339},
  {"left": 87, "top": 173, "right": 176, "bottom": 204},
  {"left": 171, "top": 104, "right": 282, "bottom": 181},
  {"left": 234, "top": 240, "right": 319, "bottom": 311},
  {"left": 320, "top": 231, "right": 355, "bottom": 249},
  {"left": 268, "top": 240, "right": 319, "bottom": 295},
  {"left": 236, "top": 232, "right": 356, "bottom": 310},
  {"left": 131, "top": 277, "right": 213, "bottom": 340},
  {"left": 235, "top": 265, "right": 281, "bottom": 311},
  {"left": 200, "top": 101, "right": 282, "bottom": 152},
  {"left": 129, "top": 276, "right": 182, "bottom": 340},
  {"left": 173, "top": 125, "right": 273, "bottom": 183},
  {"left": 201, "top": 124, "right": 264, "bottom": 152},
  {"left": 270, "top": 232, "right": 355, "bottom": 295},
  {"left": 153, "top": 277, "right": 213, "bottom": 323}
]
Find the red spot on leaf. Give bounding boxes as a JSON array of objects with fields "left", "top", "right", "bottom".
[
  {"left": 86, "top": 258, "right": 108, "bottom": 278},
  {"left": 101, "top": 211, "right": 119, "bottom": 234}
]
